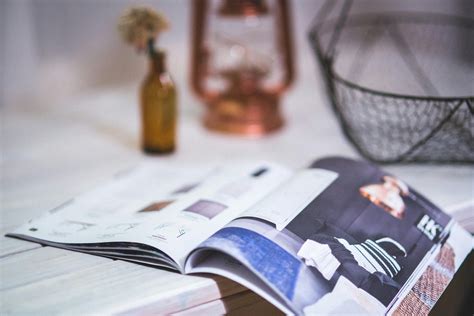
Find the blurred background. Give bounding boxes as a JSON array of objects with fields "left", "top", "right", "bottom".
[
  {"left": 1, "top": 0, "right": 472, "bottom": 109},
  {"left": 0, "top": 0, "right": 472, "bottom": 213}
]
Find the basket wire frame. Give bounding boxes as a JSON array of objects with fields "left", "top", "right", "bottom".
[{"left": 309, "top": 0, "right": 474, "bottom": 163}]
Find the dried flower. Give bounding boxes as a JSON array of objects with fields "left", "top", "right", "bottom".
[{"left": 118, "top": 6, "right": 169, "bottom": 52}]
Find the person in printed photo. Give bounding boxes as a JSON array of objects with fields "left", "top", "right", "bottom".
[{"left": 286, "top": 157, "right": 451, "bottom": 306}]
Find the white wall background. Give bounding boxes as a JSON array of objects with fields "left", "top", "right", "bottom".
[{"left": 1, "top": 0, "right": 472, "bottom": 109}]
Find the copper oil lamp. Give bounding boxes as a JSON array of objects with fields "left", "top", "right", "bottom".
[{"left": 191, "top": 0, "right": 294, "bottom": 135}]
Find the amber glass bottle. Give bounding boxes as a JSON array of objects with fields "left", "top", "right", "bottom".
[{"left": 140, "top": 45, "right": 177, "bottom": 154}]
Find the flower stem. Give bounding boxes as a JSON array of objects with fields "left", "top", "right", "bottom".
[{"left": 147, "top": 38, "right": 156, "bottom": 58}]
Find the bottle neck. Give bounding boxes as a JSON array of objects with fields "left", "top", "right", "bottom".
[
  {"left": 147, "top": 38, "right": 166, "bottom": 74},
  {"left": 149, "top": 51, "right": 166, "bottom": 74}
]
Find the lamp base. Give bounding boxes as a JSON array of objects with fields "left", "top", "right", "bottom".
[{"left": 203, "top": 94, "right": 284, "bottom": 136}]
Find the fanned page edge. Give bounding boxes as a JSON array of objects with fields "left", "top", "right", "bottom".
[{"left": 5, "top": 233, "right": 182, "bottom": 272}]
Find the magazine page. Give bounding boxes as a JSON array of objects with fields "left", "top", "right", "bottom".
[
  {"left": 186, "top": 157, "right": 473, "bottom": 315},
  {"left": 142, "top": 161, "right": 292, "bottom": 268},
  {"left": 186, "top": 249, "right": 295, "bottom": 315},
  {"left": 7, "top": 161, "right": 292, "bottom": 271},
  {"left": 7, "top": 163, "right": 214, "bottom": 269}
]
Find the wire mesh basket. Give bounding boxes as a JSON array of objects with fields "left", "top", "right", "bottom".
[{"left": 309, "top": 0, "right": 474, "bottom": 163}]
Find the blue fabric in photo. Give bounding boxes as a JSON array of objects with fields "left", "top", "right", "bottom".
[{"left": 213, "top": 227, "right": 301, "bottom": 300}]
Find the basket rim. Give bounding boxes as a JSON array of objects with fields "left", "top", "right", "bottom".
[
  {"left": 309, "top": 11, "right": 474, "bottom": 101},
  {"left": 332, "top": 73, "right": 474, "bottom": 101}
]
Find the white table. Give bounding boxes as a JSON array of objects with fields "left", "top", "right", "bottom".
[{"left": 1, "top": 4, "right": 473, "bottom": 313}]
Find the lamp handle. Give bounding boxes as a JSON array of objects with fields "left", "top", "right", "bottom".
[
  {"left": 274, "top": 0, "right": 295, "bottom": 95},
  {"left": 190, "top": 0, "right": 219, "bottom": 102}
]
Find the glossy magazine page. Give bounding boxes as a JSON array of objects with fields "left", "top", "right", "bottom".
[
  {"left": 6, "top": 161, "right": 292, "bottom": 272},
  {"left": 186, "top": 157, "right": 472, "bottom": 315}
]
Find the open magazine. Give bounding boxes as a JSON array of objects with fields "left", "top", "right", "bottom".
[{"left": 7, "top": 157, "right": 473, "bottom": 315}]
